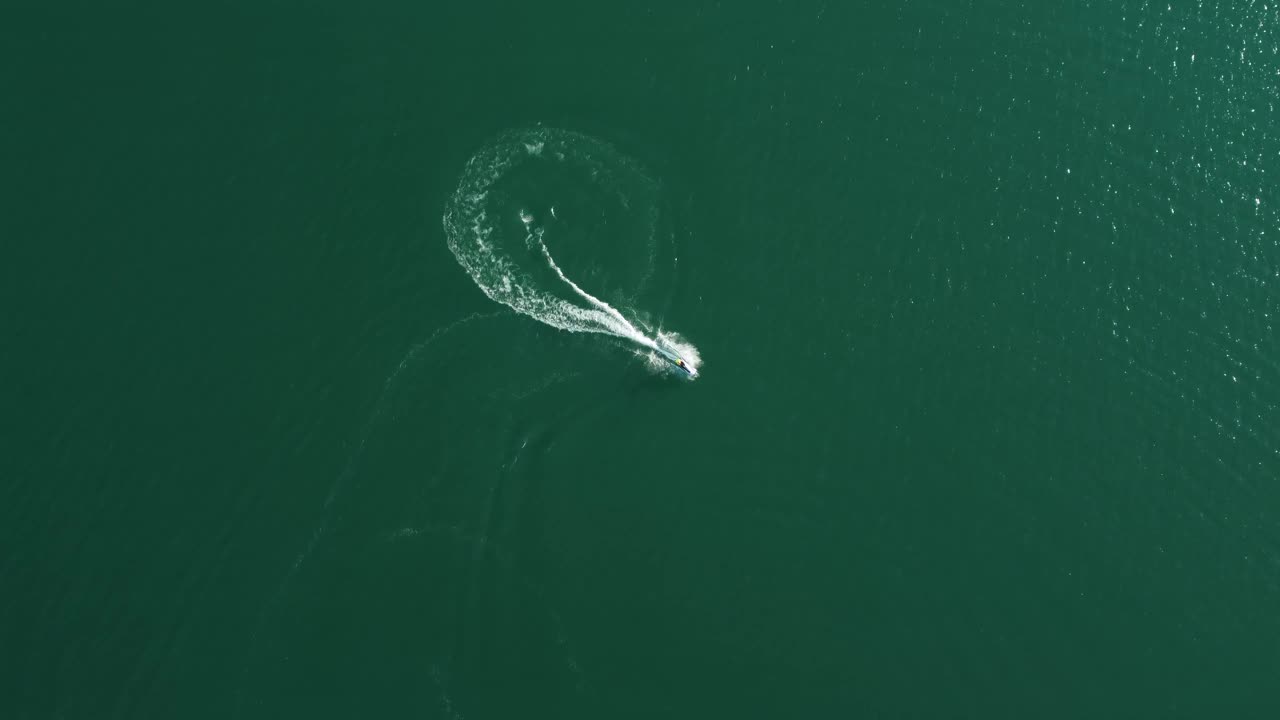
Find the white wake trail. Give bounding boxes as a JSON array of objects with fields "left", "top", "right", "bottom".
[
  {"left": 443, "top": 127, "right": 699, "bottom": 376},
  {"left": 532, "top": 230, "right": 657, "bottom": 352}
]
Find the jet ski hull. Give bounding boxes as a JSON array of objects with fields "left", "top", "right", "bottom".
[{"left": 654, "top": 344, "right": 697, "bottom": 377}]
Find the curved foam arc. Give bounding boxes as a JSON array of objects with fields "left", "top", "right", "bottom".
[{"left": 443, "top": 127, "right": 696, "bottom": 373}]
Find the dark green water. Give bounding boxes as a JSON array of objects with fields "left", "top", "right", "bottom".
[{"left": 5, "top": 1, "right": 1279, "bottom": 717}]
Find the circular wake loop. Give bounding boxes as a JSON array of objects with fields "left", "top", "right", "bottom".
[{"left": 442, "top": 128, "right": 700, "bottom": 377}]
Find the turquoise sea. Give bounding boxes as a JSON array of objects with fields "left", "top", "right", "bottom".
[{"left": 5, "top": 2, "right": 1279, "bottom": 717}]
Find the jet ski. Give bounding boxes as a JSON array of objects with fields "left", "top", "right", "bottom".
[{"left": 654, "top": 343, "right": 698, "bottom": 378}]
